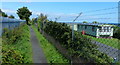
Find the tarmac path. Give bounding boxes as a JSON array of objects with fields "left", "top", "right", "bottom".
[{"left": 30, "top": 27, "right": 47, "bottom": 63}]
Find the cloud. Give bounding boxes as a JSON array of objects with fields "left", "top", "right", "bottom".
[
  {"left": 2, "top": 9, "right": 16, "bottom": 13},
  {"left": 31, "top": 10, "right": 80, "bottom": 21},
  {"left": 1, "top": 9, "right": 101, "bottom": 22}
]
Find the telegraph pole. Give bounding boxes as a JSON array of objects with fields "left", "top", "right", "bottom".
[
  {"left": 72, "top": 12, "right": 82, "bottom": 41},
  {"left": 71, "top": 12, "right": 82, "bottom": 65}
]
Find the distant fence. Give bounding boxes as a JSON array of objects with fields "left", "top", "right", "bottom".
[{"left": 0, "top": 16, "right": 26, "bottom": 36}]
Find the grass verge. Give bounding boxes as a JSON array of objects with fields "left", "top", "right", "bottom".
[
  {"left": 32, "top": 25, "right": 69, "bottom": 63},
  {"left": 2, "top": 24, "right": 32, "bottom": 63},
  {"left": 0, "top": 38, "right": 1, "bottom": 63},
  {"left": 83, "top": 35, "right": 120, "bottom": 49}
]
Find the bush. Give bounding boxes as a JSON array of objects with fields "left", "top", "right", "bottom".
[
  {"left": 43, "top": 21, "right": 113, "bottom": 64},
  {"left": 2, "top": 45, "right": 24, "bottom": 64},
  {"left": 2, "top": 24, "right": 32, "bottom": 63},
  {"left": 113, "top": 26, "right": 120, "bottom": 39}
]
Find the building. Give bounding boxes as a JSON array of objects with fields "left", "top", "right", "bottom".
[
  {"left": 66, "top": 22, "right": 114, "bottom": 38},
  {"left": 0, "top": 16, "right": 26, "bottom": 36},
  {"left": 67, "top": 23, "right": 78, "bottom": 31},
  {"left": 77, "top": 23, "right": 114, "bottom": 38}
]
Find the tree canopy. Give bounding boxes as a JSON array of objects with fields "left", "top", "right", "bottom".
[
  {"left": 0, "top": 9, "right": 8, "bottom": 17},
  {"left": 17, "top": 7, "right": 32, "bottom": 25},
  {"left": 83, "top": 21, "right": 88, "bottom": 23},
  {"left": 92, "top": 21, "right": 99, "bottom": 24},
  {"left": 37, "top": 13, "right": 48, "bottom": 31},
  {"left": 8, "top": 15, "right": 15, "bottom": 19},
  {"left": 113, "top": 26, "right": 120, "bottom": 39}
]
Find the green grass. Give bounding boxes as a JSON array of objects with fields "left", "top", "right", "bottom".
[
  {"left": 0, "top": 38, "right": 1, "bottom": 44},
  {"left": 116, "top": 62, "right": 120, "bottom": 65},
  {"left": 0, "top": 38, "right": 1, "bottom": 63},
  {"left": 2, "top": 24, "right": 32, "bottom": 63},
  {"left": 12, "top": 25, "right": 33, "bottom": 63},
  {"left": 83, "top": 35, "right": 120, "bottom": 49},
  {"left": 32, "top": 25, "right": 69, "bottom": 63}
]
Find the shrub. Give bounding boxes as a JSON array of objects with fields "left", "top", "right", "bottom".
[
  {"left": 2, "top": 45, "right": 24, "bottom": 64},
  {"left": 43, "top": 21, "right": 113, "bottom": 64},
  {"left": 2, "top": 24, "right": 32, "bottom": 64},
  {"left": 113, "top": 26, "right": 120, "bottom": 39}
]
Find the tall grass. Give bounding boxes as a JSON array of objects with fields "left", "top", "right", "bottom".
[
  {"left": 2, "top": 24, "right": 32, "bottom": 64},
  {"left": 0, "top": 38, "right": 1, "bottom": 63}
]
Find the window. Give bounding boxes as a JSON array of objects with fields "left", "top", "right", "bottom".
[
  {"left": 107, "top": 27, "right": 109, "bottom": 32},
  {"left": 92, "top": 26, "right": 95, "bottom": 31},
  {"left": 104, "top": 27, "right": 107, "bottom": 32},
  {"left": 85, "top": 26, "right": 87, "bottom": 29},
  {"left": 98, "top": 27, "right": 102, "bottom": 32},
  {"left": 81, "top": 25, "right": 83, "bottom": 28},
  {"left": 77, "top": 25, "right": 79, "bottom": 29},
  {"left": 103, "top": 26, "right": 111, "bottom": 32}
]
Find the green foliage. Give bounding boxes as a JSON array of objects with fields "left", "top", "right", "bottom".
[
  {"left": 43, "top": 21, "right": 113, "bottom": 64},
  {"left": 113, "top": 26, "right": 120, "bottom": 39},
  {"left": 0, "top": 9, "right": 8, "bottom": 17},
  {"left": 2, "top": 24, "right": 32, "bottom": 63},
  {"left": 8, "top": 15, "right": 15, "bottom": 19},
  {"left": 17, "top": 7, "right": 32, "bottom": 25},
  {"left": 32, "top": 25, "right": 69, "bottom": 63},
  {"left": 92, "top": 21, "right": 99, "bottom": 24},
  {"left": 2, "top": 45, "right": 24, "bottom": 64},
  {"left": 83, "top": 21, "right": 88, "bottom": 23},
  {"left": 37, "top": 13, "right": 48, "bottom": 31}
]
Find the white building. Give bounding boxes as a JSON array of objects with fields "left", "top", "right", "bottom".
[{"left": 77, "top": 23, "right": 114, "bottom": 38}]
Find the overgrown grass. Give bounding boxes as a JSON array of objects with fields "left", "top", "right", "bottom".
[
  {"left": 32, "top": 25, "right": 69, "bottom": 63},
  {"left": 0, "top": 38, "right": 1, "bottom": 63},
  {"left": 2, "top": 24, "right": 32, "bottom": 63},
  {"left": 83, "top": 35, "right": 120, "bottom": 49},
  {"left": 0, "top": 38, "right": 1, "bottom": 44}
]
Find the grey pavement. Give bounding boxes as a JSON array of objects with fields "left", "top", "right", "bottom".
[{"left": 30, "top": 27, "right": 47, "bottom": 63}]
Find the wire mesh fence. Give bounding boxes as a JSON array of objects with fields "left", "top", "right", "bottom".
[
  {"left": 0, "top": 2, "right": 120, "bottom": 64},
  {"left": 42, "top": 2, "right": 120, "bottom": 64}
]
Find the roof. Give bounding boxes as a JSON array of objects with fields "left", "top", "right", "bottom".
[
  {"left": 59, "top": 22, "right": 114, "bottom": 26},
  {"left": 0, "top": 16, "right": 26, "bottom": 23},
  {"left": 78, "top": 23, "right": 114, "bottom": 26}
]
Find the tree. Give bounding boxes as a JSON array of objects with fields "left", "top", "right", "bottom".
[
  {"left": 92, "top": 21, "right": 99, "bottom": 24},
  {"left": 113, "top": 26, "right": 120, "bottom": 39},
  {"left": 17, "top": 7, "right": 32, "bottom": 25},
  {"left": 83, "top": 21, "right": 88, "bottom": 23},
  {"left": 44, "top": 21, "right": 113, "bottom": 63},
  {"left": 8, "top": 15, "right": 15, "bottom": 18},
  {"left": 37, "top": 13, "right": 48, "bottom": 31},
  {"left": 0, "top": 9, "right": 8, "bottom": 17}
]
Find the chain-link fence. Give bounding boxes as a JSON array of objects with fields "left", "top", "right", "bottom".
[{"left": 39, "top": 2, "right": 120, "bottom": 64}]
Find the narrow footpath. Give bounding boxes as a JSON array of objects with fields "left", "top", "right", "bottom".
[{"left": 30, "top": 26, "right": 47, "bottom": 63}]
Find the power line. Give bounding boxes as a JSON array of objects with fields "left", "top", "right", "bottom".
[
  {"left": 79, "top": 18, "right": 118, "bottom": 20},
  {"left": 68, "top": 11, "right": 118, "bottom": 19},
  {"left": 81, "top": 12, "right": 118, "bottom": 17},
  {"left": 83, "top": 7, "right": 118, "bottom": 13}
]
